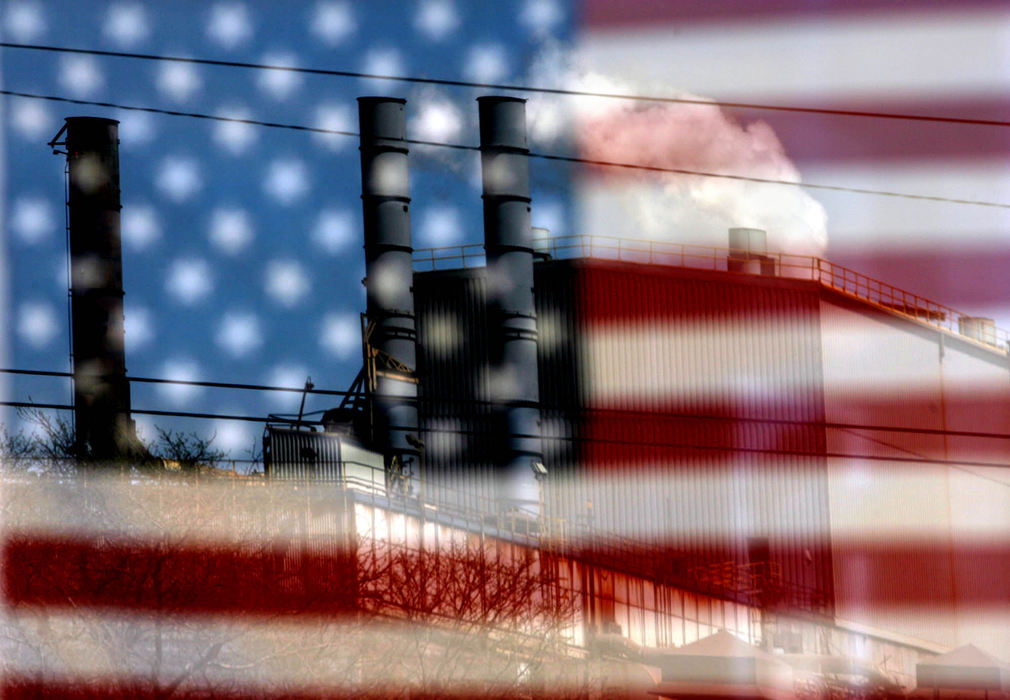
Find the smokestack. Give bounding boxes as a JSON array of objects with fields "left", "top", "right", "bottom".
[
  {"left": 56, "top": 117, "right": 135, "bottom": 461},
  {"left": 477, "top": 96, "right": 543, "bottom": 510},
  {"left": 358, "top": 97, "right": 420, "bottom": 484}
]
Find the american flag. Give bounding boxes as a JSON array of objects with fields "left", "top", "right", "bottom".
[
  {"left": 4, "top": 1, "right": 1010, "bottom": 694},
  {"left": 574, "top": 0, "right": 1010, "bottom": 317}
]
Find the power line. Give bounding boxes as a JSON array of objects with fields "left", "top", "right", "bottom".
[
  {"left": 1, "top": 400, "right": 294, "bottom": 424},
  {"left": 0, "top": 368, "right": 354, "bottom": 397},
  {"left": 5, "top": 399, "right": 1009, "bottom": 471},
  {"left": 127, "top": 375, "right": 352, "bottom": 397},
  {"left": 531, "top": 152, "right": 1010, "bottom": 210},
  {"left": 6, "top": 372, "right": 1010, "bottom": 442},
  {"left": 0, "top": 89, "right": 357, "bottom": 139},
  {"left": 133, "top": 408, "right": 278, "bottom": 423},
  {"left": 3, "top": 42, "right": 1009, "bottom": 128},
  {"left": 4, "top": 89, "right": 1009, "bottom": 210},
  {"left": 2, "top": 401, "right": 74, "bottom": 412},
  {"left": 0, "top": 368, "right": 73, "bottom": 379}
]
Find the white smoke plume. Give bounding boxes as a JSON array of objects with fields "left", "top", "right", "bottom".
[{"left": 524, "top": 46, "right": 828, "bottom": 256}]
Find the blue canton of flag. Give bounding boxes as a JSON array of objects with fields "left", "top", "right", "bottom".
[{"left": 2, "top": 0, "right": 575, "bottom": 461}]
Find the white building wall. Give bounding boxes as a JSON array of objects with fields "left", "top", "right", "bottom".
[{"left": 820, "top": 297, "right": 1010, "bottom": 657}]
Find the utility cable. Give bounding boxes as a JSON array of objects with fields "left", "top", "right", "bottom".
[
  {"left": 6, "top": 367, "right": 1010, "bottom": 442},
  {"left": 0, "top": 368, "right": 354, "bottom": 396},
  {"left": 127, "top": 375, "right": 351, "bottom": 397},
  {"left": 3, "top": 89, "right": 1009, "bottom": 210},
  {"left": 1, "top": 400, "right": 296, "bottom": 424},
  {"left": 5, "top": 398, "right": 1010, "bottom": 470},
  {"left": 530, "top": 151, "right": 1010, "bottom": 209},
  {"left": 3, "top": 42, "right": 1010, "bottom": 128}
]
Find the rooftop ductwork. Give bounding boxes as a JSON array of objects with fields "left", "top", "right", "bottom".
[
  {"left": 728, "top": 227, "right": 775, "bottom": 276},
  {"left": 478, "top": 96, "right": 543, "bottom": 511},
  {"left": 357, "top": 97, "right": 420, "bottom": 489},
  {"left": 958, "top": 316, "right": 998, "bottom": 347},
  {"left": 51, "top": 117, "right": 136, "bottom": 461}
]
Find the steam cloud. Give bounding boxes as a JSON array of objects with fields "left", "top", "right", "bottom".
[{"left": 524, "top": 47, "right": 829, "bottom": 256}]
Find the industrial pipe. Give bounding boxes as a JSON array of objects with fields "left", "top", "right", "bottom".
[
  {"left": 477, "top": 96, "right": 543, "bottom": 511},
  {"left": 358, "top": 97, "right": 420, "bottom": 489},
  {"left": 59, "top": 116, "right": 136, "bottom": 462}
]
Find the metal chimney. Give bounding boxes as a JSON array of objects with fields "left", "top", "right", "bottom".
[
  {"left": 477, "top": 96, "right": 543, "bottom": 510},
  {"left": 357, "top": 97, "right": 420, "bottom": 485},
  {"left": 55, "top": 117, "right": 135, "bottom": 461}
]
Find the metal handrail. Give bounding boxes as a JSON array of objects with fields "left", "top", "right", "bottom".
[
  {"left": 413, "top": 235, "right": 1009, "bottom": 352},
  {"left": 271, "top": 455, "right": 566, "bottom": 543}
]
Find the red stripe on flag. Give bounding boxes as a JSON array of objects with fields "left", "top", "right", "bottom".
[
  {"left": 0, "top": 677, "right": 603, "bottom": 700},
  {"left": 580, "top": 394, "right": 1010, "bottom": 465},
  {"left": 826, "top": 247, "right": 1010, "bottom": 307},
  {"left": 728, "top": 97, "right": 1010, "bottom": 165},
  {"left": 573, "top": 261, "right": 821, "bottom": 323},
  {"left": 578, "top": 100, "right": 1010, "bottom": 169},
  {"left": 7, "top": 532, "right": 1006, "bottom": 613},
  {"left": 565, "top": 256, "right": 1010, "bottom": 327},
  {"left": 3, "top": 534, "right": 357, "bottom": 618},
  {"left": 556, "top": 537, "right": 1010, "bottom": 608},
  {"left": 581, "top": 0, "right": 1008, "bottom": 29}
]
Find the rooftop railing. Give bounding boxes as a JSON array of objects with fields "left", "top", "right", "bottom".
[{"left": 414, "top": 234, "right": 1010, "bottom": 352}]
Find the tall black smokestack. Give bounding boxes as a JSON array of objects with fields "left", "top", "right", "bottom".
[
  {"left": 59, "top": 117, "right": 135, "bottom": 461},
  {"left": 358, "top": 97, "right": 420, "bottom": 484},
  {"left": 477, "top": 96, "right": 543, "bottom": 510}
]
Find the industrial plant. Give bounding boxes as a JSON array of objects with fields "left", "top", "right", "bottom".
[{"left": 5, "top": 96, "right": 1009, "bottom": 698}]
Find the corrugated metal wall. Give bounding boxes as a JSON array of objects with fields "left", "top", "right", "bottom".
[
  {"left": 413, "top": 263, "right": 585, "bottom": 511},
  {"left": 567, "top": 261, "right": 832, "bottom": 616},
  {"left": 413, "top": 269, "right": 497, "bottom": 512},
  {"left": 413, "top": 259, "right": 832, "bottom": 616},
  {"left": 264, "top": 427, "right": 383, "bottom": 487}
]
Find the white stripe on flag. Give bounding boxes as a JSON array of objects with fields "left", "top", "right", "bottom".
[{"left": 578, "top": 7, "right": 1010, "bottom": 101}]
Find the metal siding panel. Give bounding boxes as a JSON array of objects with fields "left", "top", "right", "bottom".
[
  {"left": 265, "top": 429, "right": 369, "bottom": 484},
  {"left": 570, "top": 262, "right": 831, "bottom": 615},
  {"left": 414, "top": 269, "right": 497, "bottom": 511},
  {"left": 412, "top": 259, "right": 832, "bottom": 616}
]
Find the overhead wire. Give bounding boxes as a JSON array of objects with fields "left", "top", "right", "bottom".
[
  {"left": 4, "top": 42, "right": 1010, "bottom": 128},
  {"left": 529, "top": 151, "right": 1010, "bottom": 209},
  {"left": 4, "top": 398, "right": 1010, "bottom": 471},
  {"left": 0, "top": 368, "right": 353, "bottom": 396},
  {"left": 3, "top": 89, "right": 1010, "bottom": 210},
  {"left": 6, "top": 369, "right": 1010, "bottom": 443}
]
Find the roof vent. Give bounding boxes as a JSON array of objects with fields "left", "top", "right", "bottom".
[
  {"left": 532, "top": 226, "right": 552, "bottom": 261},
  {"left": 958, "top": 316, "right": 997, "bottom": 347},
  {"left": 728, "top": 227, "right": 775, "bottom": 276}
]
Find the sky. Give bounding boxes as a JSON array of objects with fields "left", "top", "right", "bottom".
[
  {"left": 4, "top": 0, "right": 1010, "bottom": 464},
  {"left": 1, "top": 0, "right": 575, "bottom": 460}
]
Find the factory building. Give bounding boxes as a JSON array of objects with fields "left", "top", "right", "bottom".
[
  {"left": 49, "top": 101, "right": 1010, "bottom": 697},
  {"left": 331, "top": 95, "right": 1009, "bottom": 681},
  {"left": 406, "top": 229, "right": 1010, "bottom": 660}
]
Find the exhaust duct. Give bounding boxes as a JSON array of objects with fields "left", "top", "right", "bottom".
[
  {"left": 958, "top": 317, "right": 997, "bottom": 347},
  {"left": 477, "top": 96, "right": 543, "bottom": 510},
  {"left": 357, "top": 97, "right": 420, "bottom": 486},
  {"left": 728, "top": 227, "right": 775, "bottom": 276},
  {"left": 55, "top": 117, "right": 135, "bottom": 461}
]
